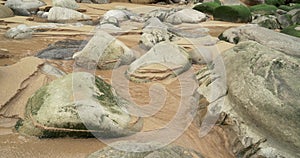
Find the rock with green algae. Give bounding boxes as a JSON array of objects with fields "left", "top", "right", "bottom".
[
  {"left": 193, "top": 1, "right": 221, "bottom": 15},
  {"left": 16, "top": 72, "right": 143, "bottom": 138},
  {"left": 265, "top": 0, "right": 285, "bottom": 7},
  {"left": 222, "top": 41, "right": 300, "bottom": 158},
  {"left": 88, "top": 143, "right": 204, "bottom": 158},
  {"left": 281, "top": 24, "right": 300, "bottom": 37},
  {"left": 252, "top": 15, "right": 280, "bottom": 29},
  {"left": 249, "top": 4, "right": 278, "bottom": 15},
  {"left": 213, "top": 5, "right": 252, "bottom": 23},
  {"left": 278, "top": 4, "right": 300, "bottom": 11}
]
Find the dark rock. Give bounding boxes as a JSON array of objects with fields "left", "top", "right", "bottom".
[
  {"left": 213, "top": 5, "right": 252, "bottom": 23},
  {"left": 36, "top": 39, "right": 88, "bottom": 60},
  {"left": 193, "top": 1, "right": 221, "bottom": 15}
]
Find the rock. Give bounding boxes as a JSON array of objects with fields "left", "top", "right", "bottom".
[
  {"left": 213, "top": 5, "right": 252, "bottom": 23},
  {"left": 144, "top": 8, "right": 179, "bottom": 22},
  {"left": 167, "top": 27, "right": 209, "bottom": 38},
  {"left": 265, "top": 0, "right": 285, "bottom": 7},
  {"left": 5, "top": 24, "right": 33, "bottom": 39},
  {"left": 73, "top": 31, "right": 135, "bottom": 70},
  {"left": 126, "top": 42, "right": 191, "bottom": 82},
  {"left": 240, "top": 0, "right": 264, "bottom": 6},
  {"left": 88, "top": 143, "right": 204, "bottom": 158},
  {"left": 140, "top": 17, "right": 175, "bottom": 49},
  {"left": 222, "top": 41, "right": 300, "bottom": 157},
  {"left": 16, "top": 72, "right": 143, "bottom": 138},
  {"left": 52, "top": 0, "right": 79, "bottom": 10},
  {"left": 41, "top": 12, "right": 48, "bottom": 18},
  {"left": 103, "top": 10, "right": 129, "bottom": 21},
  {"left": 166, "top": 9, "right": 206, "bottom": 24},
  {"left": 193, "top": 1, "right": 221, "bottom": 15},
  {"left": 36, "top": 39, "right": 88, "bottom": 60},
  {"left": 100, "top": 16, "right": 120, "bottom": 27},
  {"left": 40, "top": 63, "right": 66, "bottom": 78},
  {"left": 251, "top": 15, "right": 280, "bottom": 29},
  {"left": 47, "top": 7, "right": 91, "bottom": 22},
  {"left": 287, "top": 8, "right": 300, "bottom": 16},
  {"left": 281, "top": 24, "right": 300, "bottom": 37},
  {"left": 279, "top": 4, "right": 300, "bottom": 12},
  {"left": 76, "top": 0, "right": 110, "bottom": 3},
  {"left": 165, "top": 14, "right": 182, "bottom": 25},
  {"left": 291, "top": 10, "right": 300, "bottom": 24},
  {"left": 5, "top": 0, "right": 46, "bottom": 16},
  {"left": 277, "top": 14, "right": 293, "bottom": 28},
  {"left": 218, "top": 24, "right": 300, "bottom": 57},
  {"left": 249, "top": 4, "right": 278, "bottom": 15},
  {"left": 0, "top": 5, "right": 14, "bottom": 18}
]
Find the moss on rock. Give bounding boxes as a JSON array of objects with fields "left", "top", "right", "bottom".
[
  {"left": 265, "top": 0, "right": 285, "bottom": 7},
  {"left": 281, "top": 24, "right": 300, "bottom": 37},
  {"left": 213, "top": 5, "right": 252, "bottom": 23},
  {"left": 250, "top": 4, "right": 278, "bottom": 15},
  {"left": 278, "top": 4, "right": 300, "bottom": 11},
  {"left": 193, "top": 1, "right": 221, "bottom": 15}
]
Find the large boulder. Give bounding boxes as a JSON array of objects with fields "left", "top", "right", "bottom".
[
  {"left": 52, "top": 0, "right": 79, "bottom": 10},
  {"left": 165, "top": 9, "right": 207, "bottom": 24},
  {"left": 222, "top": 41, "right": 300, "bottom": 157},
  {"left": 251, "top": 15, "right": 280, "bottom": 29},
  {"left": 126, "top": 42, "right": 191, "bottom": 83},
  {"left": 5, "top": 24, "right": 33, "bottom": 39},
  {"left": 73, "top": 31, "right": 136, "bottom": 70},
  {"left": 47, "top": 7, "right": 91, "bottom": 22},
  {"left": 213, "top": 5, "right": 252, "bottom": 23},
  {"left": 5, "top": 0, "right": 46, "bottom": 16},
  {"left": 36, "top": 39, "right": 88, "bottom": 60},
  {"left": 88, "top": 143, "right": 204, "bottom": 158},
  {"left": 0, "top": 5, "right": 14, "bottom": 18},
  {"left": 16, "top": 72, "right": 143, "bottom": 138},
  {"left": 218, "top": 24, "right": 300, "bottom": 57}
]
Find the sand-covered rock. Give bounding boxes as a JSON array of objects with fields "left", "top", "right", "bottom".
[
  {"left": 0, "top": 5, "right": 14, "bottom": 18},
  {"left": 126, "top": 42, "right": 190, "bottom": 82},
  {"left": 16, "top": 72, "right": 143, "bottom": 138},
  {"left": 47, "top": 7, "right": 91, "bottom": 22},
  {"left": 73, "top": 31, "right": 135, "bottom": 69},
  {"left": 222, "top": 41, "right": 300, "bottom": 157},
  {"left": 219, "top": 24, "right": 300, "bottom": 57}
]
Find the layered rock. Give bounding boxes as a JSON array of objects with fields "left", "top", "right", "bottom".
[
  {"left": 73, "top": 31, "right": 135, "bottom": 69},
  {"left": 126, "top": 42, "right": 191, "bottom": 82},
  {"left": 16, "top": 72, "right": 143, "bottom": 138}
]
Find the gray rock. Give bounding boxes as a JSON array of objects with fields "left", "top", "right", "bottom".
[
  {"left": 36, "top": 39, "right": 88, "bottom": 60},
  {"left": 126, "top": 41, "right": 191, "bottom": 82},
  {"left": 48, "top": 7, "right": 91, "bottom": 22},
  {"left": 103, "top": 10, "right": 129, "bottom": 21},
  {"left": 167, "top": 27, "right": 209, "bottom": 38},
  {"left": 144, "top": 8, "right": 179, "bottom": 22},
  {"left": 287, "top": 8, "right": 300, "bottom": 16},
  {"left": 166, "top": 9, "right": 206, "bottom": 24},
  {"left": 291, "top": 10, "right": 300, "bottom": 24},
  {"left": 17, "top": 72, "right": 143, "bottom": 138},
  {"left": 0, "top": 4, "right": 14, "bottom": 18},
  {"left": 165, "top": 14, "right": 182, "bottom": 25},
  {"left": 41, "top": 12, "right": 49, "bottom": 18},
  {"left": 251, "top": 15, "right": 280, "bottom": 29},
  {"left": 219, "top": 24, "right": 300, "bottom": 57},
  {"left": 73, "top": 31, "right": 136, "bottom": 70},
  {"left": 5, "top": 0, "right": 45, "bottom": 15},
  {"left": 223, "top": 41, "right": 300, "bottom": 158},
  {"left": 5, "top": 24, "right": 33, "bottom": 39},
  {"left": 40, "top": 63, "right": 66, "bottom": 78},
  {"left": 36, "top": 10, "right": 44, "bottom": 17},
  {"left": 88, "top": 143, "right": 203, "bottom": 158},
  {"left": 140, "top": 17, "right": 174, "bottom": 49},
  {"left": 52, "top": 0, "right": 79, "bottom": 10},
  {"left": 100, "top": 16, "right": 120, "bottom": 27},
  {"left": 277, "top": 14, "right": 293, "bottom": 28}
]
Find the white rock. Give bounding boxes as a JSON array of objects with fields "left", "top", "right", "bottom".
[
  {"left": 48, "top": 7, "right": 91, "bottom": 22},
  {"left": 52, "top": 0, "right": 79, "bottom": 10}
]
